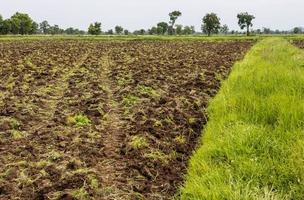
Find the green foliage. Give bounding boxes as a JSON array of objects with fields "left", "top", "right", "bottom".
[
  {"left": 183, "top": 26, "right": 195, "bottom": 35},
  {"left": 39, "top": 20, "right": 50, "bottom": 34},
  {"left": 181, "top": 38, "right": 304, "bottom": 199},
  {"left": 168, "top": 10, "right": 182, "bottom": 35},
  {"left": 175, "top": 24, "right": 183, "bottom": 35},
  {"left": 237, "top": 12, "right": 255, "bottom": 36},
  {"left": 115, "top": 25, "right": 124, "bottom": 34},
  {"left": 124, "top": 29, "right": 129, "bottom": 35},
  {"left": 88, "top": 22, "right": 102, "bottom": 35},
  {"left": 293, "top": 27, "right": 302, "bottom": 34},
  {"left": 67, "top": 114, "right": 91, "bottom": 127},
  {"left": 11, "top": 12, "right": 34, "bottom": 35},
  {"left": 136, "top": 85, "right": 159, "bottom": 98},
  {"left": 72, "top": 187, "right": 90, "bottom": 200},
  {"left": 202, "top": 13, "right": 221, "bottom": 36},
  {"left": 129, "top": 135, "right": 148, "bottom": 149},
  {"left": 122, "top": 95, "right": 139, "bottom": 107},
  {"left": 157, "top": 22, "right": 169, "bottom": 35},
  {"left": 220, "top": 24, "right": 229, "bottom": 35}
]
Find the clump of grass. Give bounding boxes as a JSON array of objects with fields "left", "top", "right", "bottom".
[
  {"left": 144, "top": 149, "right": 176, "bottom": 164},
  {"left": 11, "top": 130, "right": 27, "bottom": 139},
  {"left": 72, "top": 187, "right": 90, "bottom": 200},
  {"left": 136, "top": 85, "right": 160, "bottom": 98},
  {"left": 181, "top": 38, "right": 304, "bottom": 199},
  {"left": 174, "top": 135, "right": 186, "bottom": 144},
  {"left": 129, "top": 135, "right": 148, "bottom": 149},
  {"left": 10, "top": 118, "right": 20, "bottom": 130},
  {"left": 122, "top": 95, "right": 139, "bottom": 107},
  {"left": 67, "top": 114, "right": 91, "bottom": 127}
]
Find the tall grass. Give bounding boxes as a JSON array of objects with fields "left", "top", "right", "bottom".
[{"left": 181, "top": 38, "right": 304, "bottom": 200}]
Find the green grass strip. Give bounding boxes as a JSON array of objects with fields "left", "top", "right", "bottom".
[{"left": 181, "top": 38, "right": 304, "bottom": 200}]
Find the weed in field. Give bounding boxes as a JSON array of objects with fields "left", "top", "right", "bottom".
[
  {"left": 117, "top": 74, "right": 134, "bottom": 87},
  {"left": 72, "top": 187, "right": 90, "bottom": 200},
  {"left": 136, "top": 85, "right": 160, "bottom": 98},
  {"left": 174, "top": 135, "right": 186, "bottom": 144},
  {"left": 129, "top": 135, "right": 149, "bottom": 149},
  {"left": 34, "top": 160, "right": 50, "bottom": 169},
  {"left": 122, "top": 95, "right": 139, "bottom": 107},
  {"left": 11, "top": 130, "right": 27, "bottom": 139},
  {"left": 67, "top": 114, "right": 91, "bottom": 127},
  {"left": 144, "top": 149, "right": 176, "bottom": 165},
  {"left": 46, "top": 150, "right": 63, "bottom": 162}
]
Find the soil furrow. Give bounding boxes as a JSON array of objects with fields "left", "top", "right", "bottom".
[{"left": 96, "top": 53, "right": 128, "bottom": 199}]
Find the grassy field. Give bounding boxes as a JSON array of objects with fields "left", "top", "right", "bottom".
[{"left": 181, "top": 38, "right": 304, "bottom": 199}]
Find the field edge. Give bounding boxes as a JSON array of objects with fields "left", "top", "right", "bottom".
[{"left": 180, "top": 38, "right": 304, "bottom": 199}]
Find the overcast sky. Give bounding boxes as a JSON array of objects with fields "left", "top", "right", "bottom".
[{"left": 0, "top": 0, "right": 303, "bottom": 32}]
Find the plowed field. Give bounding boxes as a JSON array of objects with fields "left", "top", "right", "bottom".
[{"left": 0, "top": 40, "right": 253, "bottom": 200}]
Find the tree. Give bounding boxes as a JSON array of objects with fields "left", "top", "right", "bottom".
[
  {"left": 0, "top": 15, "right": 3, "bottom": 33},
  {"left": 202, "top": 13, "right": 221, "bottom": 36},
  {"left": 0, "top": 19, "right": 11, "bottom": 34},
  {"left": 106, "top": 29, "right": 113, "bottom": 35},
  {"left": 49, "top": 25, "right": 63, "bottom": 35},
  {"left": 183, "top": 26, "right": 195, "bottom": 35},
  {"left": 293, "top": 27, "right": 302, "bottom": 34},
  {"left": 30, "top": 22, "right": 39, "bottom": 34},
  {"left": 237, "top": 12, "right": 255, "bottom": 36},
  {"left": 40, "top": 20, "right": 50, "bottom": 34},
  {"left": 263, "top": 27, "right": 272, "bottom": 34},
  {"left": 157, "top": 22, "right": 168, "bottom": 34},
  {"left": 10, "top": 12, "right": 34, "bottom": 35},
  {"left": 115, "top": 25, "right": 124, "bottom": 34},
  {"left": 220, "top": 24, "right": 229, "bottom": 35},
  {"left": 124, "top": 29, "right": 129, "bottom": 35},
  {"left": 168, "top": 10, "right": 182, "bottom": 35},
  {"left": 88, "top": 22, "right": 101, "bottom": 35},
  {"left": 133, "top": 29, "right": 146, "bottom": 35},
  {"left": 148, "top": 26, "right": 158, "bottom": 35},
  {"left": 175, "top": 24, "right": 183, "bottom": 35}
]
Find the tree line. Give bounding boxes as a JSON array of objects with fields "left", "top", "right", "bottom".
[{"left": 0, "top": 11, "right": 303, "bottom": 36}]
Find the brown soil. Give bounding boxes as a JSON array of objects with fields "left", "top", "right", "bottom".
[
  {"left": 0, "top": 40, "right": 254, "bottom": 200},
  {"left": 293, "top": 40, "right": 304, "bottom": 49}
]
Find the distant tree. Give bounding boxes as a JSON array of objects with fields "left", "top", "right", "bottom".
[
  {"left": 183, "top": 26, "right": 195, "bottom": 35},
  {"left": 115, "top": 25, "right": 124, "bottom": 34},
  {"left": 40, "top": 20, "right": 50, "bottom": 34},
  {"left": 275, "top": 29, "right": 281, "bottom": 34},
  {"left": 237, "top": 12, "right": 255, "bottom": 36},
  {"left": 256, "top": 29, "right": 262, "bottom": 34},
  {"left": 106, "top": 29, "right": 113, "bottom": 35},
  {"left": 133, "top": 29, "right": 146, "bottom": 35},
  {"left": 0, "top": 19, "right": 11, "bottom": 34},
  {"left": 168, "top": 10, "right": 182, "bottom": 35},
  {"left": 124, "top": 29, "right": 129, "bottom": 35},
  {"left": 157, "top": 22, "right": 168, "bottom": 34},
  {"left": 0, "top": 15, "right": 3, "bottom": 33},
  {"left": 65, "top": 27, "right": 75, "bottom": 34},
  {"left": 49, "top": 25, "right": 63, "bottom": 35},
  {"left": 149, "top": 27, "right": 157, "bottom": 35},
  {"left": 88, "top": 22, "right": 101, "bottom": 35},
  {"left": 30, "top": 22, "right": 39, "bottom": 34},
  {"left": 263, "top": 27, "right": 272, "bottom": 34},
  {"left": 220, "top": 24, "right": 229, "bottom": 35},
  {"left": 10, "top": 12, "right": 34, "bottom": 35},
  {"left": 175, "top": 24, "right": 183, "bottom": 35},
  {"left": 202, "top": 13, "right": 221, "bottom": 36},
  {"left": 293, "top": 27, "right": 302, "bottom": 34}
]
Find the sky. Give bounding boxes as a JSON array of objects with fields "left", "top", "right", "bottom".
[{"left": 0, "top": 0, "right": 303, "bottom": 32}]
